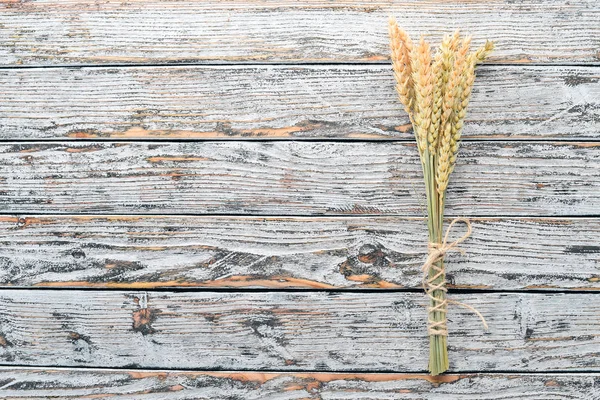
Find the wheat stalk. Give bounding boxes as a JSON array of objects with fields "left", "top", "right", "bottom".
[{"left": 388, "top": 22, "right": 494, "bottom": 376}]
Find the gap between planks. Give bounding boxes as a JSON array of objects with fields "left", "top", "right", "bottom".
[
  {"left": 1, "top": 62, "right": 600, "bottom": 69},
  {"left": 3, "top": 365, "right": 600, "bottom": 374}
]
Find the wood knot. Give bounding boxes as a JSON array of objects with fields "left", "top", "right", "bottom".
[
  {"left": 357, "top": 244, "right": 386, "bottom": 264},
  {"left": 132, "top": 308, "right": 160, "bottom": 335},
  {"left": 338, "top": 243, "right": 392, "bottom": 286}
]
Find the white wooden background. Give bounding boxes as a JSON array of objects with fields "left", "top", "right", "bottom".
[{"left": 0, "top": 0, "right": 599, "bottom": 398}]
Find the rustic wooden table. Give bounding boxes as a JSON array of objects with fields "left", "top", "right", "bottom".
[{"left": 0, "top": 0, "right": 599, "bottom": 398}]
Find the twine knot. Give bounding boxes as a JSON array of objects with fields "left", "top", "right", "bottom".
[{"left": 422, "top": 218, "right": 488, "bottom": 336}]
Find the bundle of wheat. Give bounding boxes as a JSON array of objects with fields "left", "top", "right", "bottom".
[{"left": 389, "top": 17, "right": 494, "bottom": 376}]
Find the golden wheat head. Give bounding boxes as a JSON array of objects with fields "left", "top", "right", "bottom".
[
  {"left": 412, "top": 37, "right": 434, "bottom": 156},
  {"left": 389, "top": 17, "right": 415, "bottom": 116}
]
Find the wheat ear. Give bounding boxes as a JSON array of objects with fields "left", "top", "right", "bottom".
[
  {"left": 449, "top": 29, "right": 460, "bottom": 51},
  {"left": 474, "top": 40, "right": 495, "bottom": 64},
  {"left": 437, "top": 36, "right": 466, "bottom": 151},
  {"left": 389, "top": 17, "right": 415, "bottom": 117},
  {"left": 446, "top": 37, "right": 473, "bottom": 170},
  {"left": 431, "top": 33, "right": 458, "bottom": 154},
  {"left": 412, "top": 37, "right": 434, "bottom": 156},
  {"left": 436, "top": 36, "right": 469, "bottom": 194},
  {"left": 428, "top": 50, "right": 444, "bottom": 153},
  {"left": 448, "top": 40, "right": 494, "bottom": 170}
]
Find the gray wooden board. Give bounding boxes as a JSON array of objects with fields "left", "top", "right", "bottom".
[
  {"left": 0, "top": 141, "right": 598, "bottom": 216},
  {"left": 0, "top": 290, "right": 598, "bottom": 371},
  {"left": 1, "top": 0, "right": 599, "bottom": 65},
  {"left": 0, "top": 65, "right": 599, "bottom": 140},
  {"left": 0, "top": 216, "right": 599, "bottom": 290},
  {"left": 0, "top": 368, "right": 598, "bottom": 399}
]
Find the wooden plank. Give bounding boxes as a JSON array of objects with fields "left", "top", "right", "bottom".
[
  {"left": 0, "top": 290, "right": 598, "bottom": 371},
  {"left": 0, "top": 368, "right": 599, "bottom": 399},
  {"left": 1, "top": 216, "right": 599, "bottom": 290},
  {"left": 1, "top": 0, "right": 598, "bottom": 65},
  {"left": 1, "top": 66, "right": 599, "bottom": 140},
  {"left": 0, "top": 141, "right": 599, "bottom": 216}
]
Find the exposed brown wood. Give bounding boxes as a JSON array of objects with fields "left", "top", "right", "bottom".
[
  {"left": 0, "top": 290, "right": 598, "bottom": 371},
  {"left": 0, "top": 216, "right": 599, "bottom": 290},
  {"left": 0, "top": 141, "right": 598, "bottom": 216},
  {"left": 1, "top": 65, "right": 598, "bottom": 140},
  {"left": 0, "top": 368, "right": 598, "bottom": 399},
  {"left": 1, "top": 0, "right": 599, "bottom": 65}
]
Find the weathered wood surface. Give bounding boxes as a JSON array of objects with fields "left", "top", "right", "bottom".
[
  {"left": 1, "top": 216, "right": 599, "bottom": 290},
  {"left": 0, "top": 141, "right": 598, "bottom": 216},
  {"left": 0, "top": 369, "right": 598, "bottom": 400},
  {"left": 1, "top": 66, "right": 599, "bottom": 141},
  {"left": 1, "top": 0, "right": 599, "bottom": 65},
  {"left": 0, "top": 290, "right": 598, "bottom": 371}
]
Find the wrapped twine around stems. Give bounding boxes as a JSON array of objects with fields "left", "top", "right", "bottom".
[{"left": 421, "top": 217, "right": 489, "bottom": 337}]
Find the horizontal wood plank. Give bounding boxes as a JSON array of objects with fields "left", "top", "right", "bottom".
[
  {"left": 1, "top": 216, "right": 599, "bottom": 290},
  {"left": 1, "top": 0, "right": 599, "bottom": 65},
  {"left": 0, "top": 290, "right": 598, "bottom": 371},
  {"left": 0, "top": 368, "right": 598, "bottom": 399},
  {"left": 0, "top": 141, "right": 599, "bottom": 216},
  {"left": 1, "top": 65, "right": 599, "bottom": 140}
]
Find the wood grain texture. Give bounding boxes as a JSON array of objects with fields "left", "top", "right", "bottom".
[
  {"left": 0, "top": 290, "right": 598, "bottom": 371},
  {"left": 1, "top": 216, "right": 599, "bottom": 290},
  {"left": 0, "top": 368, "right": 598, "bottom": 400},
  {"left": 0, "top": 141, "right": 599, "bottom": 216},
  {"left": 1, "top": 65, "right": 599, "bottom": 140},
  {"left": 1, "top": 0, "right": 599, "bottom": 65}
]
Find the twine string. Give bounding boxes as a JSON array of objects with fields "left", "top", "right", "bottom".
[{"left": 422, "top": 218, "right": 488, "bottom": 336}]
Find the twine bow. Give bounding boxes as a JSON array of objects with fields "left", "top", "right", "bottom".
[{"left": 422, "top": 218, "right": 488, "bottom": 336}]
